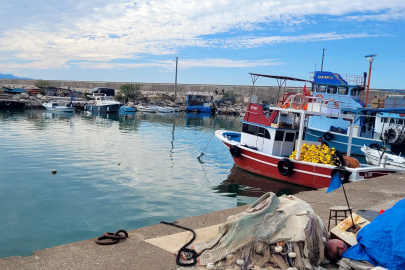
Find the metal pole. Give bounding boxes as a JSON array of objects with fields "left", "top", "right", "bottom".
[
  {"left": 340, "top": 181, "right": 355, "bottom": 229},
  {"left": 365, "top": 62, "right": 372, "bottom": 107},
  {"left": 174, "top": 57, "right": 178, "bottom": 98},
  {"left": 321, "top": 48, "right": 325, "bottom": 71},
  {"left": 296, "top": 111, "right": 306, "bottom": 160},
  {"left": 347, "top": 119, "right": 353, "bottom": 156}
]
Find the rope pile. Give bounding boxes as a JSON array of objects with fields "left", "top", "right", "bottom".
[{"left": 95, "top": 229, "right": 129, "bottom": 245}]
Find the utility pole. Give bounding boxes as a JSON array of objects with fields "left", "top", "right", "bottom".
[
  {"left": 174, "top": 57, "right": 178, "bottom": 98},
  {"left": 321, "top": 48, "right": 325, "bottom": 71},
  {"left": 364, "top": 54, "right": 377, "bottom": 108}
]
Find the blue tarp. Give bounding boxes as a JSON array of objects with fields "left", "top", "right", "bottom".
[
  {"left": 186, "top": 106, "right": 211, "bottom": 113},
  {"left": 342, "top": 199, "right": 405, "bottom": 270}
]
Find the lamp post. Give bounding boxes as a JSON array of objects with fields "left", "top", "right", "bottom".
[
  {"left": 173, "top": 57, "right": 178, "bottom": 98},
  {"left": 364, "top": 54, "right": 377, "bottom": 108}
]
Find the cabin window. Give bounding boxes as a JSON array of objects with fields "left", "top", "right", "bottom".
[
  {"left": 338, "top": 87, "right": 348, "bottom": 95},
  {"left": 350, "top": 87, "right": 361, "bottom": 96},
  {"left": 317, "top": 85, "right": 326, "bottom": 93},
  {"left": 258, "top": 127, "right": 271, "bottom": 139},
  {"left": 242, "top": 123, "right": 257, "bottom": 135},
  {"left": 390, "top": 118, "right": 395, "bottom": 124},
  {"left": 285, "top": 132, "right": 295, "bottom": 142},
  {"left": 275, "top": 131, "right": 284, "bottom": 141},
  {"left": 327, "top": 86, "right": 337, "bottom": 94},
  {"left": 398, "top": 119, "right": 404, "bottom": 125}
]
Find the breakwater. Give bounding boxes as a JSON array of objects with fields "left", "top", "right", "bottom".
[{"left": 2, "top": 79, "right": 404, "bottom": 106}]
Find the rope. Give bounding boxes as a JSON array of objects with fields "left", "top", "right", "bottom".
[
  {"left": 95, "top": 229, "right": 128, "bottom": 245},
  {"left": 160, "top": 221, "right": 198, "bottom": 267},
  {"left": 197, "top": 132, "right": 215, "bottom": 159}
]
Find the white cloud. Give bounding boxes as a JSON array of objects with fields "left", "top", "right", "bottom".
[
  {"left": 336, "top": 11, "right": 405, "bottom": 22},
  {"left": 0, "top": 0, "right": 404, "bottom": 70},
  {"left": 72, "top": 59, "right": 282, "bottom": 70}
]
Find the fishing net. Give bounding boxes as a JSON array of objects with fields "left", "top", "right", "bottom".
[{"left": 177, "top": 192, "right": 328, "bottom": 269}]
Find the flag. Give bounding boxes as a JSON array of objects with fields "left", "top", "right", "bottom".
[
  {"left": 327, "top": 172, "right": 342, "bottom": 193},
  {"left": 303, "top": 84, "right": 307, "bottom": 96}
]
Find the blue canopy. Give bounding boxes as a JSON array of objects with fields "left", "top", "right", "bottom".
[{"left": 342, "top": 199, "right": 405, "bottom": 269}]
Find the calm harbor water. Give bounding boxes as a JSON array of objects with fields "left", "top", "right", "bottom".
[{"left": 0, "top": 109, "right": 312, "bottom": 259}]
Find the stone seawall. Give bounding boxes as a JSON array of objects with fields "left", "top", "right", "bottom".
[{"left": 1, "top": 79, "right": 402, "bottom": 105}]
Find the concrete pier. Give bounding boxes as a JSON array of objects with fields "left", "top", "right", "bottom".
[{"left": 0, "top": 173, "right": 404, "bottom": 270}]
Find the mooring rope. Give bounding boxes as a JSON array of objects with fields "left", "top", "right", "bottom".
[
  {"left": 197, "top": 132, "right": 215, "bottom": 159},
  {"left": 160, "top": 221, "right": 198, "bottom": 267}
]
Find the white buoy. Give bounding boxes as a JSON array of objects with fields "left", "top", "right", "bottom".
[
  {"left": 236, "top": 259, "right": 244, "bottom": 266},
  {"left": 288, "top": 252, "right": 297, "bottom": 258},
  {"left": 207, "top": 262, "right": 215, "bottom": 269},
  {"left": 275, "top": 246, "right": 283, "bottom": 252}
]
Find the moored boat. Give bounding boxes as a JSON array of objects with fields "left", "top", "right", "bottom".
[
  {"left": 2, "top": 87, "right": 26, "bottom": 93},
  {"left": 136, "top": 105, "right": 159, "bottom": 112},
  {"left": 361, "top": 145, "right": 405, "bottom": 169},
  {"left": 43, "top": 101, "right": 75, "bottom": 112},
  {"left": 157, "top": 106, "right": 175, "bottom": 113},
  {"left": 119, "top": 106, "right": 136, "bottom": 112},
  {"left": 215, "top": 73, "right": 402, "bottom": 189},
  {"left": 84, "top": 94, "right": 121, "bottom": 113}
]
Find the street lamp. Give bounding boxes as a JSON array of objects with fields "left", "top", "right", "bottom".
[
  {"left": 364, "top": 54, "right": 377, "bottom": 107},
  {"left": 173, "top": 57, "right": 178, "bottom": 98}
]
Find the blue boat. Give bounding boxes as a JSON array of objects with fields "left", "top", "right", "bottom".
[
  {"left": 303, "top": 71, "right": 405, "bottom": 156},
  {"left": 186, "top": 93, "right": 214, "bottom": 113},
  {"left": 2, "top": 87, "right": 26, "bottom": 93},
  {"left": 119, "top": 106, "right": 136, "bottom": 113}
]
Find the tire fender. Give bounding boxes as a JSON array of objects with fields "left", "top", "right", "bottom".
[
  {"left": 230, "top": 145, "right": 241, "bottom": 158},
  {"left": 277, "top": 158, "right": 294, "bottom": 176},
  {"left": 331, "top": 166, "right": 350, "bottom": 184},
  {"left": 323, "top": 132, "right": 333, "bottom": 141}
]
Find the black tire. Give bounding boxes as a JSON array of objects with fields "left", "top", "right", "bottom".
[
  {"left": 277, "top": 158, "right": 294, "bottom": 176},
  {"left": 370, "top": 143, "right": 380, "bottom": 150},
  {"left": 331, "top": 166, "right": 350, "bottom": 184},
  {"left": 230, "top": 145, "right": 241, "bottom": 158},
  {"left": 323, "top": 132, "right": 333, "bottom": 141}
]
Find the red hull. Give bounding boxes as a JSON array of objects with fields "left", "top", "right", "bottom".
[{"left": 223, "top": 142, "right": 337, "bottom": 189}]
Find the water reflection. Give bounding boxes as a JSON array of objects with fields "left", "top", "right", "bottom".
[{"left": 213, "top": 166, "right": 313, "bottom": 206}]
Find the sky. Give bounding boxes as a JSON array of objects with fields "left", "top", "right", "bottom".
[{"left": 0, "top": 0, "right": 404, "bottom": 88}]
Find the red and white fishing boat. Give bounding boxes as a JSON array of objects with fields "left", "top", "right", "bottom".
[{"left": 216, "top": 73, "right": 402, "bottom": 189}]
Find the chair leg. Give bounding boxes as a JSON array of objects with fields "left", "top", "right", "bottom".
[{"left": 328, "top": 210, "right": 331, "bottom": 231}]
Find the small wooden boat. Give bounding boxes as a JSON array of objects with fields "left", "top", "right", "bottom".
[
  {"left": 3, "top": 87, "right": 26, "bottom": 93},
  {"left": 119, "top": 106, "right": 136, "bottom": 112},
  {"left": 43, "top": 101, "right": 75, "bottom": 112},
  {"left": 361, "top": 145, "right": 405, "bottom": 169},
  {"left": 136, "top": 105, "right": 159, "bottom": 113},
  {"left": 157, "top": 106, "right": 175, "bottom": 113}
]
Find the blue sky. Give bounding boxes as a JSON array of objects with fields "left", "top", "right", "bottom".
[{"left": 0, "top": 0, "right": 404, "bottom": 88}]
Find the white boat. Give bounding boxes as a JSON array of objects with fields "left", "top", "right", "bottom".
[
  {"left": 157, "top": 106, "right": 175, "bottom": 113},
  {"left": 136, "top": 105, "right": 159, "bottom": 113},
  {"left": 86, "top": 93, "right": 107, "bottom": 99},
  {"left": 84, "top": 94, "right": 121, "bottom": 113},
  {"left": 361, "top": 145, "right": 405, "bottom": 169},
  {"left": 43, "top": 101, "right": 75, "bottom": 112}
]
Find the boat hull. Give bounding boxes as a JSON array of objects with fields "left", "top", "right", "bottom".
[
  {"left": 84, "top": 104, "right": 120, "bottom": 113},
  {"left": 216, "top": 130, "right": 401, "bottom": 189}
]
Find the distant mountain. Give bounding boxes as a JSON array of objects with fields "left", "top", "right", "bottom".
[{"left": 0, "top": 73, "right": 32, "bottom": 80}]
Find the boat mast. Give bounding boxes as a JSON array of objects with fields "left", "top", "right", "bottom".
[{"left": 321, "top": 48, "right": 325, "bottom": 71}]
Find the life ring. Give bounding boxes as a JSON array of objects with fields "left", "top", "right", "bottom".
[
  {"left": 315, "top": 94, "right": 324, "bottom": 103},
  {"left": 323, "top": 132, "right": 333, "bottom": 141},
  {"left": 331, "top": 166, "right": 350, "bottom": 184},
  {"left": 277, "top": 158, "right": 294, "bottom": 176},
  {"left": 369, "top": 143, "right": 380, "bottom": 150},
  {"left": 6, "top": 101, "right": 11, "bottom": 106},
  {"left": 292, "top": 93, "right": 308, "bottom": 110},
  {"left": 325, "top": 98, "right": 339, "bottom": 109},
  {"left": 229, "top": 145, "right": 241, "bottom": 158}
]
